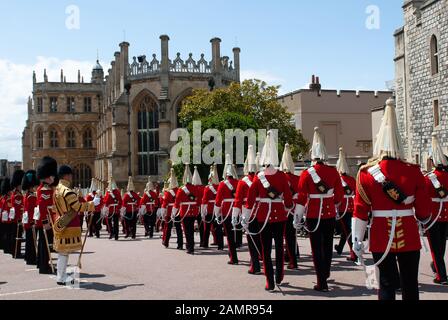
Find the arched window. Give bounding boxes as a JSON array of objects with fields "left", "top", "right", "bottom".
[
  {"left": 36, "top": 128, "right": 43, "bottom": 149},
  {"left": 137, "top": 95, "right": 159, "bottom": 175},
  {"left": 73, "top": 164, "right": 92, "bottom": 189},
  {"left": 49, "top": 129, "right": 59, "bottom": 148},
  {"left": 431, "top": 35, "right": 439, "bottom": 75},
  {"left": 66, "top": 128, "right": 76, "bottom": 148},
  {"left": 83, "top": 128, "right": 93, "bottom": 149}
]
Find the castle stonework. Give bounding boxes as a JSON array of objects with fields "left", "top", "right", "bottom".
[
  {"left": 22, "top": 36, "right": 240, "bottom": 190},
  {"left": 394, "top": 0, "right": 448, "bottom": 167}
]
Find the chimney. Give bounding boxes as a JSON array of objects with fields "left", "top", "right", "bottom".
[
  {"left": 309, "top": 74, "right": 321, "bottom": 92},
  {"left": 78, "top": 70, "right": 81, "bottom": 83},
  {"left": 44, "top": 69, "right": 48, "bottom": 82},
  {"left": 210, "top": 37, "right": 222, "bottom": 73},
  {"left": 160, "top": 35, "right": 170, "bottom": 74},
  {"left": 61, "top": 69, "right": 64, "bottom": 82},
  {"left": 233, "top": 47, "right": 241, "bottom": 82}
]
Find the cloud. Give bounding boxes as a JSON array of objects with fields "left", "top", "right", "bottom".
[{"left": 0, "top": 57, "right": 97, "bottom": 161}]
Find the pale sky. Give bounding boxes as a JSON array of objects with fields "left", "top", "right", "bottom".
[{"left": 0, "top": 0, "right": 404, "bottom": 161}]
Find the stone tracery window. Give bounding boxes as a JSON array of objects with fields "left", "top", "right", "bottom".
[
  {"left": 137, "top": 95, "right": 159, "bottom": 176},
  {"left": 36, "top": 128, "right": 43, "bottom": 149},
  {"left": 83, "top": 128, "right": 93, "bottom": 148},
  {"left": 73, "top": 164, "right": 92, "bottom": 189},
  {"left": 49, "top": 129, "right": 59, "bottom": 148},
  {"left": 66, "top": 128, "right": 76, "bottom": 148}
]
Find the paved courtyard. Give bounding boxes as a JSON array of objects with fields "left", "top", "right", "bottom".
[{"left": 0, "top": 226, "right": 447, "bottom": 300}]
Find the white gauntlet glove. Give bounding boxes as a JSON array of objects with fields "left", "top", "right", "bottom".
[
  {"left": 214, "top": 206, "right": 222, "bottom": 222},
  {"left": 160, "top": 208, "right": 167, "bottom": 219},
  {"left": 101, "top": 206, "right": 108, "bottom": 218},
  {"left": 201, "top": 205, "right": 207, "bottom": 220},
  {"left": 293, "top": 204, "right": 305, "bottom": 229},
  {"left": 171, "top": 207, "right": 179, "bottom": 220},
  {"left": 231, "top": 208, "right": 241, "bottom": 227},
  {"left": 93, "top": 196, "right": 101, "bottom": 207},
  {"left": 241, "top": 207, "right": 251, "bottom": 229},
  {"left": 352, "top": 217, "right": 368, "bottom": 258},
  {"left": 9, "top": 208, "right": 16, "bottom": 220},
  {"left": 120, "top": 207, "right": 126, "bottom": 217}
]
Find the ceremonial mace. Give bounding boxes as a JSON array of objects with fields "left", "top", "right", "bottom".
[{"left": 78, "top": 190, "right": 101, "bottom": 269}]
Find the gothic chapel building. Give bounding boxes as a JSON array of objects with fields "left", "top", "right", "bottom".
[{"left": 22, "top": 35, "right": 241, "bottom": 190}]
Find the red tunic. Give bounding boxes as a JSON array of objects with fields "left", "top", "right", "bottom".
[
  {"left": 339, "top": 174, "right": 356, "bottom": 214},
  {"left": 11, "top": 189, "right": 24, "bottom": 223},
  {"left": 424, "top": 169, "right": 448, "bottom": 223},
  {"left": 103, "top": 189, "right": 123, "bottom": 216},
  {"left": 297, "top": 163, "right": 344, "bottom": 220},
  {"left": 246, "top": 170, "right": 294, "bottom": 223},
  {"left": 1, "top": 193, "right": 12, "bottom": 224},
  {"left": 234, "top": 174, "right": 255, "bottom": 210},
  {"left": 215, "top": 178, "right": 239, "bottom": 218},
  {"left": 23, "top": 191, "right": 37, "bottom": 230},
  {"left": 162, "top": 188, "right": 178, "bottom": 221},
  {"left": 201, "top": 184, "right": 219, "bottom": 214},
  {"left": 139, "top": 190, "right": 160, "bottom": 213},
  {"left": 354, "top": 159, "right": 431, "bottom": 253},
  {"left": 36, "top": 184, "right": 54, "bottom": 228},
  {"left": 122, "top": 191, "right": 141, "bottom": 213},
  {"left": 174, "top": 184, "right": 201, "bottom": 218}
]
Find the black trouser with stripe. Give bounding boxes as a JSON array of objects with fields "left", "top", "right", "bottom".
[
  {"left": 25, "top": 227, "right": 37, "bottom": 265},
  {"left": 143, "top": 213, "right": 156, "bottom": 238},
  {"left": 427, "top": 222, "right": 448, "bottom": 282},
  {"left": 111, "top": 215, "right": 119, "bottom": 240},
  {"left": 2, "top": 223, "right": 12, "bottom": 254},
  {"left": 260, "top": 221, "right": 285, "bottom": 288},
  {"left": 308, "top": 218, "right": 335, "bottom": 289},
  {"left": 247, "top": 219, "right": 262, "bottom": 272},
  {"left": 182, "top": 216, "right": 196, "bottom": 253},
  {"left": 372, "top": 251, "right": 420, "bottom": 301},
  {"left": 203, "top": 216, "right": 224, "bottom": 249},
  {"left": 195, "top": 214, "right": 203, "bottom": 246},
  {"left": 124, "top": 212, "right": 137, "bottom": 238},
  {"left": 36, "top": 227, "right": 52, "bottom": 274},
  {"left": 164, "top": 218, "right": 184, "bottom": 248},
  {"left": 285, "top": 214, "right": 299, "bottom": 268},
  {"left": 222, "top": 218, "right": 238, "bottom": 263}
]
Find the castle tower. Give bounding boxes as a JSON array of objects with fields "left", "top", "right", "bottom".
[{"left": 91, "top": 60, "right": 104, "bottom": 84}]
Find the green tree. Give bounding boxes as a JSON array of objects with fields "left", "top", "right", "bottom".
[{"left": 179, "top": 79, "right": 310, "bottom": 161}]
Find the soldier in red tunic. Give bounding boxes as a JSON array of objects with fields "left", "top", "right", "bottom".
[
  {"left": 9, "top": 170, "right": 25, "bottom": 258},
  {"left": 201, "top": 165, "right": 223, "bottom": 249},
  {"left": 35, "top": 156, "right": 58, "bottom": 274},
  {"left": 161, "top": 168, "right": 183, "bottom": 249},
  {"left": 122, "top": 177, "right": 141, "bottom": 239},
  {"left": 280, "top": 144, "right": 300, "bottom": 270},
  {"left": 246, "top": 132, "right": 294, "bottom": 291},
  {"left": 353, "top": 98, "right": 431, "bottom": 300},
  {"left": 172, "top": 165, "right": 202, "bottom": 255},
  {"left": 295, "top": 128, "right": 344, "bottom": 292},
  {"left": 233, "top": 145, "right": 262, "bottom": 274},
  {"left": 424, "top": 133, "right": 448, "bottom": 285},
  {"left": 215, "top": 155, "right": 240, "bottom": 264},
  {"left": 334, "top": 147, "right": 357, "bottom": 262},
  {"left": 103, "top": 177, "right": 122, "bottom": 240},
  {"left": 1, "top": 178, "right": 12, "bottom": 255},
  {"left": 139, "top": 177, "right": 160, "bottom": 239},
  {"left": 22, "top": 170, "right": 39, "bottom": 265},
  {"left": 85, "top": 179, "right": 103, "bottom": 238}
]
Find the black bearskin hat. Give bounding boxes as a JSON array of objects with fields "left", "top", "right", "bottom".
[
  {"left": 58, "top": 165, "right": 73, "bottom": 179},
  {"left": 11, "top": 170, "right": 25, "bottom": 189},
  {"left": 1, "top": 178, "right": 11, "bottom": 196},
  {"left": 22, "top": 170, "right": 39, "bottom": 191},
  {"left": 37, "top": 156, "right": 58, "bottom": 180}
]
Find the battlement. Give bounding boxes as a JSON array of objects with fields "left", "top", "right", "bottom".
[{"left": 278, "top": 88, "right": 393, "bottom": 100}]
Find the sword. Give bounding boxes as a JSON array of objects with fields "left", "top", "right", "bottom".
[
  {"left": 31, "top": 224, "right": 38, "bottom": 257},
  {"left": 78, "top": 212, "right": 94, "bottom": 269},
  {"left": 42, "top": 223, "right": 55, "bottom": 274}
]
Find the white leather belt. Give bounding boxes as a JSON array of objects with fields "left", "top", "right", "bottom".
[
  {"left": 208, "top": 200, "right": 216, "bottom": 203},
  {"left": 181, "top": 202, "right": 197, "bottom": 206},
  {"left": 127, "top": 203, "right": 137, "bottom": 205},
  {"left": 258, "top": 198, "right": 284, "bottom": 203},
  {"left": 432, "top": 198, "right": 448, "bottom": 203},
  {"left": 222, "top": 199, "right": 235, "bottom": 203},
  {"left": 168, "top": 204, "right": 174, "bottom": 207},
  {"left": 109, "top": 204, "right": 118, "bottom": 207},
  {"left": 293, "top": 194, "right": 298, "bottom": 200},
  {"left": 344, "top": 195, "right": 355, "bottom": 199},
  {"left": 309, "top": 193, "right": 334, "bottom": 199},
  {"left": 372, "top": 209, "right": 414, "bottom": 218},
  {"left": 145, "top": 202, "right": 155, "bottom": 205}
]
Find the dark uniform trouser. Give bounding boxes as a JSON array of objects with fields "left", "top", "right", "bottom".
[
  {"left": 182, "top": 216, "right": 196, "bottom": 253},
  {"left": 25, "top": 228, "right": 37, "bottom": 265},
  {"left": 111, "top": 215, "right": 119, "bottom": 239},
  {"left": 285, "top": 214, "right": 299, "bottom": 267},
  {"left": 247, "top": 219, "right": 261, "bottom": 272},
  {"left": 92, "top": 212, "right": 101, "bottom": 238},
  {"left": 124, "top": 212, "right": 137, "bottom": 238},
  {"left": 308, "top": 218, "right": 335, "bottom": 289},
  {"left": 260, "top": 222, "right": 286, "bottom": 288},
  {"left": 36, "top": 228, "right": 52, "bottom": 274},
  {"left": 202, "top": 215, "right": 224, "bottom": 249},
  {"left": 222, "top": 218, "right": 238, "bottom": 263},
  {"left": 427, "top": 222, "right": 448, "bottom": 282},
  {"left": 0, "top": 223, "right": 4, "bottom": 250},
  {"left": 3, "top": 223, "right": 11, "bottom": 254},
  {"left": 235, "top": 225, "right": 243, "bottom": 248},
  {"left": 143, "top": 213, "right": 156, "bottom": 237},
  {"left": 337, "top": 212, "right": 355, "bottom": 256},
  {"left": 195, "top": 214, "right": 203, "bottom": 245},
  {"left": 163, "top": 218, "right": 184, "bottom": 248},
  {"left": 373, "top": 251, "right": 420, "bottom": 301}
]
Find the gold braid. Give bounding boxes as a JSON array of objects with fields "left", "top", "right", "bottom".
[{"left": 356, "top": 168, "right": 373, "bottom": 206}]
